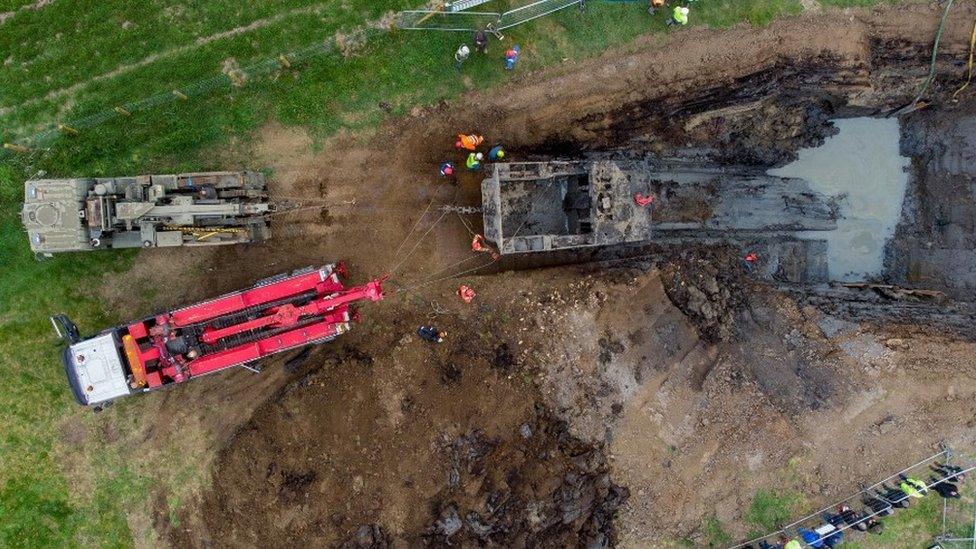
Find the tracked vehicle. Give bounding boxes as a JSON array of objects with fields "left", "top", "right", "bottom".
[
  {"left": 22, "top": 171, "right": 272, "bottom": 256},
  {"left": 482, "top": 160, "right": 840, "bottom": 254},
  {"left": 52, "top": 264, "right": 385, "bottom": 410},
  {"left": 481, "top": 159, "right": 841, "bottom": 283}
]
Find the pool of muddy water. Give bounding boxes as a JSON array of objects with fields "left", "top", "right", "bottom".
[{"left": 769, "top": 117, "right": 910, "bottom": 282}]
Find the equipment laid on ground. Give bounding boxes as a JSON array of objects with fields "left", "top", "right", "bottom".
[
  {"left": 22, "top": 171, "right": 272, "bottom": 256},
  {"left": 52, "top": 264, "right": 385, "bottom": 410}
]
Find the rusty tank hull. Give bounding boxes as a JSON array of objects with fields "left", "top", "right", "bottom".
[{"left": 481, "top": 159, "right": 841, "bottom": 283}]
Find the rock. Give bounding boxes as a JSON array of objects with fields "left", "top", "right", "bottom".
[
  {"left": 465, "top": 511, "right": 493, "bottom": 539},
  {"left": 341, "top": 524, "right": 390, "bottom": 548},
  {"left": 885, "top": 338, "right": 908, "bottom": 350},
  {"left": 585, "top": 532, "right": 610, "bottom": 549},
  {"left": 700, "top": 301, "right": 716, "bottom": 321},
  {"left": 434, "top": 504, "right": 463, "bottom": 537},
  {"left": 704, "top": 276, "right": 720, "bottom": 296},
  {"left": 873, "top": 414, "right": 896, "bottom": 434},
  {"left": 520, "top": 423, "right": 533, "bottom": 439},
  {"left": 440, "top": 362, "right": 463, "bottom": 384}
]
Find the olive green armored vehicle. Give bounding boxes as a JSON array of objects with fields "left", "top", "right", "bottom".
[{"left": 22, "top": 171, "right": 272, "bottom": 257}]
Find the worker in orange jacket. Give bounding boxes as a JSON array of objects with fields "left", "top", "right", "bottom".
[
  {"left": 456, "top": 133, "right": 484, "bottom": 151},
  {"left": 456, "top": 285, "right": 476, "bottom": 303}
]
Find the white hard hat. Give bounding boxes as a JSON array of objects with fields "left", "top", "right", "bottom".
[
  {"left": 475, "top": 153, "right": 484, "bottom": 160},
  {"left": 680, "top": 7, "right": 689, "bottom": 14}
]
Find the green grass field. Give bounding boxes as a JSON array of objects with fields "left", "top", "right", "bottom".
[{"left": 0, "top": 0, "right": 919, "bottom": 545}]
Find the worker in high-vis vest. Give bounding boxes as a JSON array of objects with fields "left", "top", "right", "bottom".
[
  {"left": 899, "top": 475, "right": 928, "bottom": 498},
  {"left": 466, "top": 152, "right": 483, "bottom": 170},
  {"left": 783, "top": 538, "right": 801, "bottom": 549},
  {"left": 668, "top": 5, "right": 689, "bottom": 26},
  {"left": 488, "top": 144, "right": 505, "bottom": 161},
  {"left": 456, "top": 133, "right": 484, "bottom": 151}
]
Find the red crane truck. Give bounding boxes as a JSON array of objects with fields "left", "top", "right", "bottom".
[{"left": 52, "top": 263, "right": 385, "bottom": 410}]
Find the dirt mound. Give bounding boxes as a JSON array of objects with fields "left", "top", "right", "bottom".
[
  {"left": 659, "top": 249, "right": 745, "bottom": 343},
  {"left": 423, "top": 419, "right": 629, "bottom": 547}
]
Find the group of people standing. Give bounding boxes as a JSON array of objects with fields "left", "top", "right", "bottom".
[
  {"left": 747, "top": 462, "right": 967, "bottom": 549},
  {"left": 439, "top": 133, "right": 505, "bottom": 177},
  {"left": 454, "top": 0, "right": 697, "bottom": 72},
  {"left": 455, "top": 28, "right": 521, "bottom": 71},
  {"left": 648, "top": 0, "right": 693, "bottom": 26}
]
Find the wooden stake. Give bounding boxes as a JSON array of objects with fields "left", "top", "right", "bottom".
[
  {"left": 57, "top": 124, "right": 79, "bottom": 135},
  {"left": 278, "top": 54, "right": 291, "bottom": 69},
  {"left": 172, "top": 90, "right": 189, "bottom": 101},
  {"left": 114, "top": 106, "right": 132, "bottom": 116}
]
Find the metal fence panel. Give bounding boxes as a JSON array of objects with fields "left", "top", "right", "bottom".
[
  {"left": 395, "top": 10, "right": 501, "bottom": 31},
  {"left": 497, "top": 0, "right": 582, "bottom": 30},
  {"left": 445, "top": 0, "right": 494, "bottom": 12},
  {"left": 396, "top": 0, "right": 582, "bottom": 32}
]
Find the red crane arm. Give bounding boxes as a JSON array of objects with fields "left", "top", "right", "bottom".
[{"left": 199, "top": 278, "right": 386, "bottom": 345}]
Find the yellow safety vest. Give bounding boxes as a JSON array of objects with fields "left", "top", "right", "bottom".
[
  {"left": 673, "top": 7, "right": 689, "bottom": 24},
  {"left": 900, "top": 480, "right": 923, "bottom": 498}
]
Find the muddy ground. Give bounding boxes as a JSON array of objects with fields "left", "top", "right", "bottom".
[{"left": 72, "top": 3, "right": 976, "bottom": 547}]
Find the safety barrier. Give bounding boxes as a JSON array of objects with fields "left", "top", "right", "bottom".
[
  {"left": 730, "top": 447, "right": 976, "bottom": 549},
  {"left": 498, "top": 0, "right": 583, "bottom": 30},
  {"left": 395, "top": 10, "right": 502, "bottom": 32},
  {"left": 445, "top": 0, "right": 494, "bottom": 12},
  {"left": 395, "top": 0, "right": 583, "bottom": 31}
]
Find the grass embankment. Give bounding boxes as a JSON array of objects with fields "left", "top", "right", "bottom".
[{"left": 0, "top": 0, "right": 866, "bottom": 545}]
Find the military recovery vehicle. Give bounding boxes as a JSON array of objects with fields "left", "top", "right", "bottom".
[
  {"left": 52, "top": 263, "right": 386, "bottom": 410},
  {"left": 22, "top": 171, "right": 272, "bottom": 256}
]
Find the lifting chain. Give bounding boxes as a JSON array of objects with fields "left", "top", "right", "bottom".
[
  {"left": 163, "top": 225, "right": 247, "bottom": 234},
  {"left": 163, "top": 225, "right": 248, "bottom": 241},
  {"left": 438, "top": 205, "right": 482, "bottom": 215}
]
